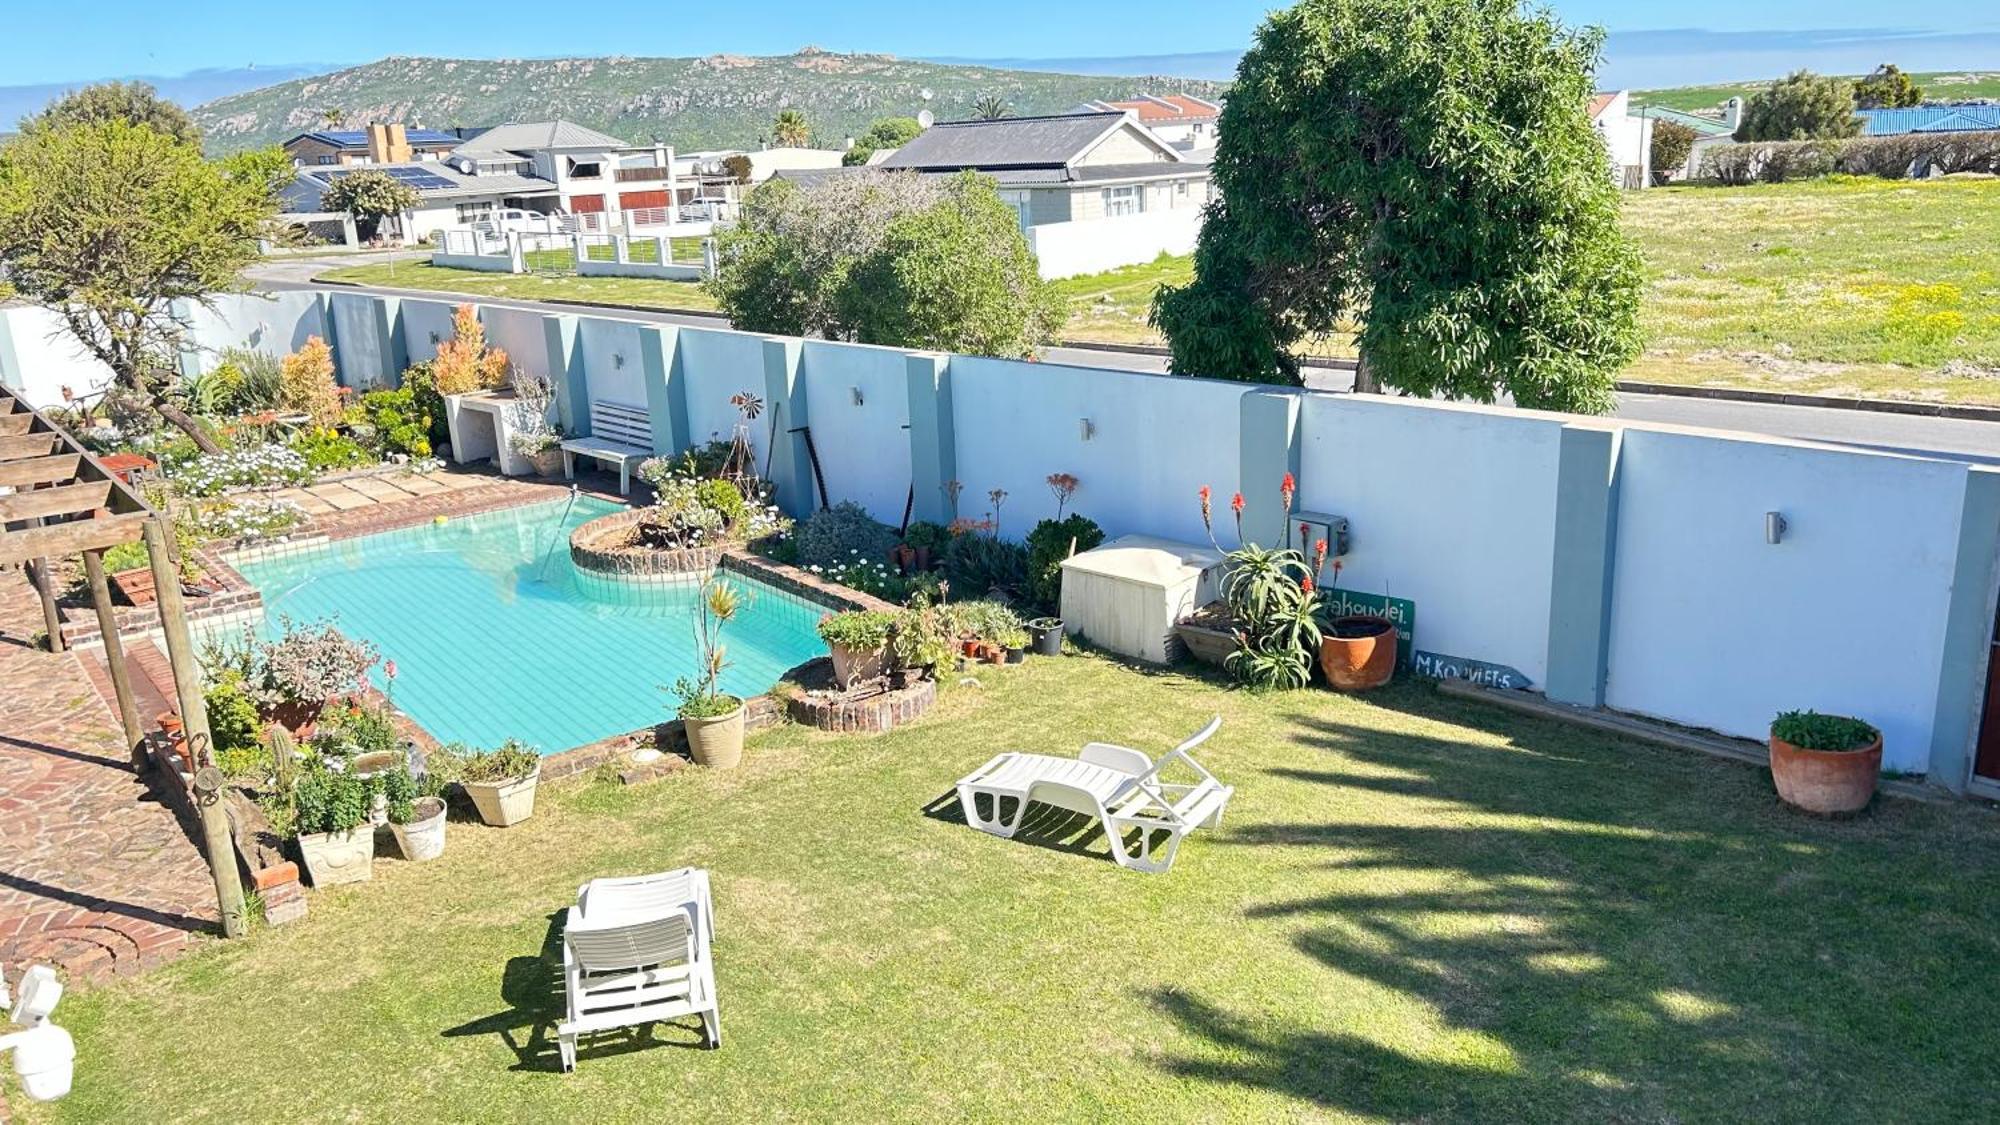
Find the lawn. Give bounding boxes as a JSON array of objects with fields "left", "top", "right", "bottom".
[
  {"left": 319, "top": 260, "right": 722, "bottom": 313},
  {"left": 18, "top": 654, "right": 2000, "bottom": 1122}
]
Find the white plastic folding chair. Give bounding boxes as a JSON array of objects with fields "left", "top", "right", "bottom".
[
  {"left": 954, "top": 716, "right": 1233, "bottom": 873},
  {"left": 557, "top": 866, "right": 720, "bottom": 1071}
]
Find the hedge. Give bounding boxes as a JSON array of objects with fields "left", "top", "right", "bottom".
[{"left": 1696, "top": 130, "right": 2000, "bottom": 185}]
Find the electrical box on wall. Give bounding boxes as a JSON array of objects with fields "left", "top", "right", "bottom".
[{"left": 1294, "top": 511, "right": 1352, "bottom": 558}]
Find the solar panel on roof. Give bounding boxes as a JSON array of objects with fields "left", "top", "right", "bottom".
[{"left": 385, "top": 166, "right": 457, "bottom": 190}]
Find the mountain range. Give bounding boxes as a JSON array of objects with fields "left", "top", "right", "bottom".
[{"left": 188, "top": 50, "right": 1229, "bottom": 154}]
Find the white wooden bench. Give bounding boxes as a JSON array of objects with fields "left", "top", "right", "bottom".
[{"left": 560, "top": 400, "right": 653, "bottom": 494}]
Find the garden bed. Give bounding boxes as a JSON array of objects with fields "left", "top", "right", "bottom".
[
  {"left": 780, "top": 656, "right": 938, "bottom": 734},
  {"left": 568, "top": 507, "right": 728, "bottom": 576}
]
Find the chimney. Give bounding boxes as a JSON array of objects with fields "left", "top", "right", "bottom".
[
  {"left": 1723, "top": 97, "right": 1744, "bottom": 132},
  {"left": 366, "top": 122, "right": 412, "bottom": 164}
]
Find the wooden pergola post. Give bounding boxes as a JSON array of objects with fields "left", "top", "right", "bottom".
[
  {"left": 143, "top": 517, "right": 248, "bottom": 939},
  {"left": 83, "top": 547, "right": 147, "bottom": 765}
]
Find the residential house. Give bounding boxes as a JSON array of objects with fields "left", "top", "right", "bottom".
[
  {"left": 1856, "top": 105, "right": 2000, "bottom": 136},
  {"left": 872, "top": 110, "right": 1210, "bottom": 276},
  {"left": 450, "top": 120, "right": 680, "bottom": 232},
  {"left": 281, "top": 161, "right": 565, "bottom": 243},
  {"left": 1075, "top": 93, "right": 1222, "bottom": 152},
  {"left": 1635, "top": 100, "right": 1740, "bottom": 181},
  {"left": 281, "top": 123, "right": 467, "bottom": 167},
  {"left": 1590, "top": 91, "right": 1653, "bottom": 189}
]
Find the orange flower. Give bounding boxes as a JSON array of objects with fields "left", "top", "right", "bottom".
[
  {"left": 1301, "top": 576, "right": 1315, "bottom": 594},
  {"left": 1230, "top": 491, "right": 1245, "bottom": 514}
]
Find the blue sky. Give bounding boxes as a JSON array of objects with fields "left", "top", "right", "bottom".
[{"left": 4, "top": 1, "right": 1997, "bottom": 84}]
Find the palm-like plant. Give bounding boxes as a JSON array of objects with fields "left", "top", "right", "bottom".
[
  {"left": 972, "top": 95, "right": 1011, "bottom": 121},
  {"left": 772, "top": 109, "right": 811, "bottom": 147},
  {"left": 320, "top": 106, "right": 346, "bottom": 128}
]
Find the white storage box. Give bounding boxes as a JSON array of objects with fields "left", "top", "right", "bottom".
[{"left": 1058, "top": 536, "right": 1226, "bottom": 664}]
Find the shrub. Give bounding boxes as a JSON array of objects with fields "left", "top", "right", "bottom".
[
  {"left": 458, "top": 740, "right": 540, "bottom": 782},
  {"left": 1023, "top": 514, "right": 1104, "bottom": 612},
  {"left": 214, "top": 740, "right": 271, "bottom": 781},
  {"left": 204, "top": 679, "right": 263, "bottom": 759},
  {"left": 430, "top": 304, "right": 510, "bottom": 395},
  {"left": 696, "top": 478, "right": 748, "bottom": 526},
  {"left": 290, "top": 427, "right": 371, "bottom": 472},
  {"left": 260, "top": 618, "right": 377, "bottom": 705},
  {"left": 795, "top": 501, "right": 898, "bottom": 569},
  {"left": 398, "top": 362, "right": 451, "bottom": 449},
  {"left": 817, "top": 609, "right": 896, "bottom": 651},
  {"left": 171, "top": 444, "right": 313, "bottom": 496},
  {"left": 278, "top": 336, "right": 342, "bottom": 428},
  {"left": 890, "top": 596, "right": 954, "bottom": 675},
  {"left": 942, "top": 532, "right": 1029, "bottom": 599},
  {"left": 318, "top": 700, "right": 398, "bottom": 756},
  {"left": 1771, "top": 710, "right": 1879, "bottom": 752},
  {"left": 381, "top": 765, "right": 418, "bottom": 824},
  {"left": 357, "top": 387, "right": 433, "bottom": 458},
  {"left": 1222, "top": 544, "right": 1319, "bottom": 689},
  {"left": 902, "top": 520, "right": 951, "bottom": 552},
  {"left": 219, "top": 347, "right": 285, "bottom": 413},
  {"left": 291, "top": 764, "right": 371, "bottom": 836}
]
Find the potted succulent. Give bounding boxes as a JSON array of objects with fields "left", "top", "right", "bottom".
[
  {"left": 998, "top": 624, "right": 1031, "bottom": 664},
  {"left": 890, "top": 597, "right": 954, "bottom": 682},
  {"left": 292, "top": 763, "right": 374, "bottom": 886},
  {"left": 672, "top": 576, "right": 747, "bottom": 769},
  {"left": 817, "top": 609, "right": 897, "bottom": 689},
  {"left": 459, "top": 741, "right": 542, "bottom": 827},
  {"left": 1769, "top": 710, "right": 1882, "bottom": 815},
  {"left": 507, "top": 430, "right": 565, "bottom": 478},
  {"left": 257, "top": 618, "right": 378, "bottom": 736},
  {"left": 383, "top": 763, "right": 447, "bottom": 861},
  {"left": 1313, "top": 553, "right": 1395, "bottom": 692}
]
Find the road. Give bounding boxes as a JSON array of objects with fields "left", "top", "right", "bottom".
[{"left": 251, "top": 264, "right": 2000, "bottom": 465}]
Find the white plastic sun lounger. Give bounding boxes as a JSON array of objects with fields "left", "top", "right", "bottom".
[
  {"left": 954, "top": 716, "right": 1232, "bottom": 873},
  {"left": 558, "top": 867, "right": 720, "bottom": 1071}
]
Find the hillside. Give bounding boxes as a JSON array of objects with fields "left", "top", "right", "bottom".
[
  {"left": 1634, "top": 69, "right": 2000, "bottom": 112},
  {"left": 191, "top": 49, "right": 1229, "bottom": 154}
]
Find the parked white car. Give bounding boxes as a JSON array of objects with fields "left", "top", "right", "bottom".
[{"left": 475, "top": 209, "right": 571, "bottom": 236}]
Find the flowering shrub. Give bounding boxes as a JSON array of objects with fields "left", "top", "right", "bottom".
[
  {"left": 794, "top": 501, "right": 897, "bottom": 569},
  {"left": 188, "top": 497, "right": 308, "bottom": 542},
  {"left": 634, "top": 464, "right": 791, "bottom": 549},
  {"left": 278, "top": 337, "right": 342, "bottom": 428},
  {"left": 1201, "top": 477, "right": 1320, "bottom": 690},
  {"left": 171, "top": 444, "right": 312, "bottom": 497},
  {"left": 260, "top": 618, "right": 378, "bottom": 705},
  {"left": 805, "top": 553, "right": 908, "bottom": 600},
  {"left": 430, "top": 304, "right": 510, "bottom": 395}
]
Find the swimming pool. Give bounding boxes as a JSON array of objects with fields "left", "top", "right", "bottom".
[{"left": 228, "top": 496, "right": 828, "bottom": 753}]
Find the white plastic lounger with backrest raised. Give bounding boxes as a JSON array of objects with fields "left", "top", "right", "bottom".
[
  {"left": 557, "top": 866, "right": 720, "bottom": 1071},
  {"left": 954, "top": 716, "right": 1232, "bottom": 873}
]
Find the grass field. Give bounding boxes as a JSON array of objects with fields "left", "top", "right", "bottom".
[
  {"left": 1634, "top": 70, "right": 2000, "bottom": 113},
  {"left": 16, "top": 655, "right": 2000, "bottom": 1123},
  {"left": 317, "top": 176, "right": 2000, "bottom": 400}
]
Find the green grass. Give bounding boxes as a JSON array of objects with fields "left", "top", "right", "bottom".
[
  {"left": 319, "top": 260, "right": 721, "bottom": 313},
  {"left": 1050, "top": 253, "right": 1193, "bottom": 346},
  {"left": 19, "top": 655, "right": 2000, "bottom": 1123},
  {"left": 1634, "top": 70, "right": 2000, "bottom": 113}
]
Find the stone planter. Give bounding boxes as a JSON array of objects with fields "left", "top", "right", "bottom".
[
  {"left": 520, "top": 445, "right": 564, "bottom": 478},
  {"left": 1319, "top": 616, "right": 1398, "bottom": 691},
  {"left": 1770, "top": 732, "right": 1882, "bottom": 815},
  {"left": 684, "top": 699, "right": 746, "bottom": 769},
  {"left": 463, "top": 767, "right": 541, "bottom": 827},
  {"left": 1175, "top": 622, "right": 1234, "bottom": 668},
  {"left": 828, "top": 642, "right": 888, "bottom": 689},
  {"left": 390, "top": 796, "right": 448, "bottom": 861},
  {"left": 297, "top": 828, "right": 374, "bottom": 886}
]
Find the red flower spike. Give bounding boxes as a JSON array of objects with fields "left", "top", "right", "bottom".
[
  {"left": 1301, "top": 576, "right": 1315, "bottom": 594},
  {"left": 1230, "top": 492, "right": 1245, "bottom": 514}
]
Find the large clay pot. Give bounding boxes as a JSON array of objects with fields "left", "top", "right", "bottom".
[
  {"left": 297, "top": 828, "right": 374, "bottom": 886},
  {"left": 463, "top": 767, "right": 541, "bottom": 827},
  {"left": 828, "top": 643, "right": 888, "bottom": 690},
  {"left": 684, "top": 699, "right": 746, "bottom": 770},
  {"left": 1770, "top": 732, "right": 1882, "bottom": 815},
  {"left": 260, "top": 698, "right": 326, "bottom": 739},
  {"left": 1319, "top": 616, "right": 1398, "bottom": 691}
]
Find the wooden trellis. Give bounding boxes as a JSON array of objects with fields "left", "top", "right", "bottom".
[{"left": 0, "top": 383, "right": 247, "bottom": 938}]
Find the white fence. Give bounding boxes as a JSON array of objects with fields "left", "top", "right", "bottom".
[
  {"left": 5, "top": 291, "right": 1995, "bottom": 790},
  {"left": 1026, "top": 207, "right": 1203, "bottom": 279}
]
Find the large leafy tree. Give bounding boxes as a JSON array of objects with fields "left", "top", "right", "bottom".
[
  {"left": 710, "top": 170, "right": 1058, "bottom": 357},
  {"left": 772, "top": 109, "right": 811, "bottom": 148},
  {"left": 1735, "top": 70, "right": 1864, "bottom": 141},
  {"left": 0, "top": 120, "right": 280, "bottom": 450},
  {"left": 321, "top": 169, "right": 421, "bottom": 241},
  {"left": 20, "top": 80, "right": 200, "bottom": 146},
  {"left": 842, "top": 117, "right": 925, "bottom": 166},
  {"left": 1152, "top": 0, "right": 1643, "bottom": 412},
  {"left": 1853, "top": 63, "right": 1923, "bottom": 110},
  {"left": 1650, "top": 119, "right": 1698, "bottom": 181}
]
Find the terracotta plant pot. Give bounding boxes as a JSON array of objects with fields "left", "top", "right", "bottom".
[
  {"left": 297, "top": 828, "right": 374, "bottom": 886},
  {"left": 891, "top": 544, "right": 917, "bottom": 575},
  {"left": 156, "top": 712, "right": 193, "bottom": 775},
  {"left": 1319, "top": 616, "right": 1398, "bottom": 691},
  {"left": 260, "top": 698, "right": 326, "bottom": 739},
  {"left": 1770, "top": 732, "right": 1882, "bottom": 815},
  {"left": 961, "top": 638, "right": 981, "bottom": 657},
  {"left": 463, "top": 767, "right": 541, "bottom": 827},
  {"left": 913, "top": 546, "right": 932, "bottom": 572},
  {"left": 523, "top": 446, "right": 565, "bottom": 478},
  {"left": 684, "top": 699, "right": 746, "bottom": 770},
  {"left": 828, "top": 642, "right": 888, "bottom": 690},
  {"left": 390, "top": 796, "right": 448, "bottom": 862}
]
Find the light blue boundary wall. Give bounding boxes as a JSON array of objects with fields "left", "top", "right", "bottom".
[
  {"left": 640, "top": 325, "right": 686, "bottom": 456},
  {"left": 905, "top": 353, "right": 954, "bottom": 525},
  {"left": 1238, "top": 389, "right": 1302, "bottom": 548},
  {"left": 325, "top": 292, "right": 404, "bottom": 388},
  {"left": 1543, "top": 423, "right": 1622, "bottom": 706},
  {"left": 1928, "top": 465, "right": 2000, "bottom": 791},
  {"left": 762, "top": 338, "right": 814, "bottom": 517},
  {"left": 543, "top": 315, "right": 586, "bottom": 434}
]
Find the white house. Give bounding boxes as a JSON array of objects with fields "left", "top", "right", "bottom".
[
  {"left": 1075, "top": 94, "right": 1222, "bottom": 152},
  {"left": 1635, "top": 100, "right": 1741, "bottom": 182},
  {"left": 1590, "top": 91, "right": 1654, "bottom": 190}
]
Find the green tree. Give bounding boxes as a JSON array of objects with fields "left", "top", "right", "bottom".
[
  {"left": 1650, "top": 119, "right": 1697, "bottom": 181},
  {"left": 20, "top": 81, "right": 200, "bottom": 146},
  {"left": 843, "top": 117, "right": 925, "bottom": 166},
  {"left": 839, "top": 172, "right": 1062, "bottom": 355},
  {"left": 320, "top": 106, "right": 348, "bottom": 128},
  {"left": 321, "top": 168, "right": 421, "bottom": 241},
  {"left": 1734, "top": 70, "right": 1864, "bottom": 141},
  {"left": 0, "top": 120, "right": 280, "bottom": 450},
  {"left": 1854, "top": 63, "right": 1923, "bottom": 110},
  {"left": 1151, "top": 0, "right": 1643, "bottom": 412},
  {"left": 721, "top": 153, "right": 754, "bottom": 183},
  {"left": 773, "top": 109, "right": 811, "bottom": 147},
  {"left": 710, "top": 170, "right": 1058, "bottom": 358},
  {"left": 972, "top": 95, "right": 1012, "bottom": 121}
]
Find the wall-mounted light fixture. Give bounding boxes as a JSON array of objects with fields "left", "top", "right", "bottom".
[
  {"left": 851, "top": 386, "right": 864, "bottom": 406},
  {"left": 613, "top": 353, "right": 626, "bottom": 369},
  {"left": 1079, "top": 418, "right": 1095, "bottom": 441},
  {"left": 428, "top": 331, "right": 442, "bottom": 346},
  {"left": 1765, "top": 511, "right": 1787, "bottom": 545}
]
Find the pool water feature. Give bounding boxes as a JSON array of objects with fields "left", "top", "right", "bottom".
[{"left": 229, "top": 496, "right": 828, "bottom": 753}]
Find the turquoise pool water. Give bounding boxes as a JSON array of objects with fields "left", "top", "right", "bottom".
[{"left": 228, "top": 496, "right": 827, "bottom": 753}]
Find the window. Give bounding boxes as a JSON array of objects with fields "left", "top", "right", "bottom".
[
  {"left": 1102, "top": 184, "right": 1142, "bottom": 218},
  {"left": 455, "top": 201, "right": 494, "bottom": 223},
  {"left": 566, "top": 158, "right": 604, "bottom": 179}
]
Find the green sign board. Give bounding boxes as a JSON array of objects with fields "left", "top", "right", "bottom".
[{"left": 1320, "top": 590, "right": 1416, "bottom": 668}]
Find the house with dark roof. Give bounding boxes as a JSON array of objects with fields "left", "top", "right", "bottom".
[{"left": 282, "top": 123, "right": 468, "bottom": 167}]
